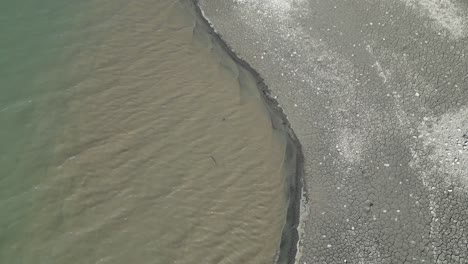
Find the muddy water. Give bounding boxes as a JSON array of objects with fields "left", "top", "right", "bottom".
[{"left": 0, "top": 0, "right": 294, "bottom": 263}]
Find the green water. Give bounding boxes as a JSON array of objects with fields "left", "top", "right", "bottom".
[
  {"left": 0, "top": 1, "right": 115, "bottom": 261},
  {"left": 1, "top": 1, "right": 71, "bottom": 261}
]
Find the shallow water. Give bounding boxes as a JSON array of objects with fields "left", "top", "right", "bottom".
[{"left": 0, "top": 0, "right": 291, "bottom": 263}]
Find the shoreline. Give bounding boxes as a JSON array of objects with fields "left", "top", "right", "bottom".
[{"left": 189, "top": 1, "right": 305, "bottom": 263}]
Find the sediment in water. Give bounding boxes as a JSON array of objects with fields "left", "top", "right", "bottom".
[{"left": 189, "top": 1, "right": 305, "bottom": 263}]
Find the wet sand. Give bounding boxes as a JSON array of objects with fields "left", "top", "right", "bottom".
[{"left": 192, "top": 2, "right": 304, "bottom": 263}]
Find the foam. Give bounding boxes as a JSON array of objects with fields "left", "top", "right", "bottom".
[
  {"left": 233, "top": 0, "right": 307, "bottom": 20},
  {"left": 413, "top": 107, "right": 468, "bottom": 191},
  {"left": 402, "top": 0, "right": 468, "bottom": 39}
]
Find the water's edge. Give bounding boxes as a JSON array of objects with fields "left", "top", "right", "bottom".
[{"left": 190, "top": 1, "right": 305, "bottom": 263}]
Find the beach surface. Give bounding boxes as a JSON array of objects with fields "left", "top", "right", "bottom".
[{"left": 198, "top": 0, "right": 468, "bottom": 263}]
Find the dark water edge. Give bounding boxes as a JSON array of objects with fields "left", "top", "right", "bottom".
[{"left": 189, "top": 1, "right": 305, "bottom": 263}]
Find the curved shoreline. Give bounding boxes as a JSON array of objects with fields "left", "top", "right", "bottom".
[{"left": 189, "top": 1, "right": 305, "bottom": 263}]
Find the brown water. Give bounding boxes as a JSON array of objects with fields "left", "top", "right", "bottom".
[{"left": 1, "top": 0, "right": 291, "bottom": 263}]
